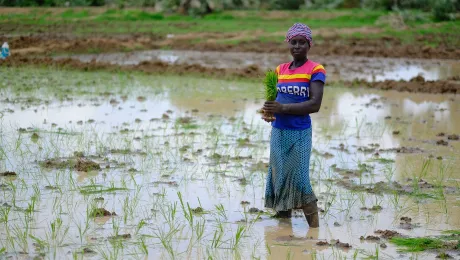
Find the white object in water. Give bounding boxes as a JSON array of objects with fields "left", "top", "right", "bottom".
[{"left": 1, "top": 42, "right": 9, "bottom": 59}]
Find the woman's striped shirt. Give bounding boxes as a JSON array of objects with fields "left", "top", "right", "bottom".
[{"left": 272, "top": 60, "right": 326, "bottom": 130}]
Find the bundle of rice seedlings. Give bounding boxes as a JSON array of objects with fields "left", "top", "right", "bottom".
[{"left": 263, "top": 70, "right": 277, "bottom": 121}]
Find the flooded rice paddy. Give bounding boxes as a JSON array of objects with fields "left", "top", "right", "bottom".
[
  {"left": 64, "top": 50, "right": 460, "bottom": 82},
  {"left": 0, "top": 67, "right": 459, "bottom": 259}
]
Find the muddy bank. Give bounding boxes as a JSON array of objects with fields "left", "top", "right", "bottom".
[
  {"left": 2, "top": 56, "right": 459, "bottom": 94},
  {"left": 346, "top": 76, "right": 460, "bottom": 94},
  {"left": 168, "top": 36, "right": 460, "bottom": 61},
  {"left": 63, "top": 49, "right": 460, "bottom": 82},
  {"left": 2, "top": 34, "right": 163, "bottom": 55},
  {"left": 3, "top": 33, "right": 459, "bottom": 60},
  {"left": 0, "top": 55, "right": 265, "bottom": 79}
]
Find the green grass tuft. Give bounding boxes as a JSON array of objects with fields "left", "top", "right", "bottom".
[
  {"left": 79, "top": 185, "right": 128, "bottom": 195},
  {"left": 390, "top": 237, "right": 443, "bottom": 252},
  {"left": 61, "top": 9, "right": 89, "bottom": 19}
]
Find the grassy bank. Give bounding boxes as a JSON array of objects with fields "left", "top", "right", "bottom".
[{"left": 1, "top": 8, "right": 458, "bottom": 48}]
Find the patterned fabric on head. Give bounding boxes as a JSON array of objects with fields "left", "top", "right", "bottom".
[{"left": 285, "top": 23, "right": 313, "bottom": 47}]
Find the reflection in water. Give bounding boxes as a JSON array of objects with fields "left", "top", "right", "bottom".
[{"left": 264, "top": 223, "right": 321, "bottom": 260}]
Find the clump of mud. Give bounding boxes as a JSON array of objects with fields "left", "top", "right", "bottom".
[
  {"left": 379, "top": 146, "right": 424, "bottom": 154},
  {"left": 82, "top": 247, "right": 96, "bottom": 254},
  {"left": 442, "top": 241, "right": 459, "bottom": 250},
  {"left": 447, "top": 134, "right": 459, "bottom": 140},
  {"left": 400, "top": 217, "right": 419, "bottom": 230},
  {"left": 331, "top": 239, "right": 352, "bottom": 249},
  {"left": 191, "top": 207, "right": 204, "bottom": 214},
  {"left": 0, "top": 171, "right": 17, "bottom": 177},
  {"left": 90, "top": 208, "right": 116, "bottom": 217},
  {"left": 436, "top": 140, "right": 449, "bottom": 146},
  {"left": 153, "top": 181, "right": 179, "bottom": 187},
  {"left": 108, "top": 234, "right": 131, "bottom": 240},
  {"left": 40, "top": 158, "right": 101, "bottom": 172},
  {"left": 336, "top": 177, "right": 454, "bottom": 197},
  {"left": 316, "top": 241, "right": 330, "bottom": 246},
  {"left": 76, "top": 159, "right": 101, "bottom": 171},
  {"left": 436, "top": 253, "right": 452, "bottom": 259},
  {"left": 360, "top": 235, "right": 380, "bottom": 241},
  {"left": 248, "top": 207, "right": 263, "bottom": 214},
  {"left": 374, "top": 230, "right": 401, "bottom": 239},
  {"left": 316, "top": 240, "right": 352, "bottom": 249}
]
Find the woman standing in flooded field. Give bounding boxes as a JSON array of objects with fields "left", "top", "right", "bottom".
[{"left": 262, "top": 23, "right": 326, "bottom": 228}]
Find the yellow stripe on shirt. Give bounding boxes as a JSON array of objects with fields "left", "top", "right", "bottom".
[
  {"left": 277, "top": 74, "right": 312, "bottom": 80},
  {"left": 312, "top": 65, "right": 325, "bottom": 73}
]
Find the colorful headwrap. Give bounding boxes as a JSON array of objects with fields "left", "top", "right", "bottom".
[{"left": 285, "top": 23, "right": 313, "bottom": 47}]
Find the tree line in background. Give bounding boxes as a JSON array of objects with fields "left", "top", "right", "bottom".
[{"left": 1, "top": 0, "right": 458, "bottom": 20}]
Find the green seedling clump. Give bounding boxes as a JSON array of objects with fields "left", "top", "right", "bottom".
[
  {"left": 264, "top": 70, "right": 278, "bottom": 101},
  {"left": 263, "top": 70, "right": 277, "bottom": 121},
  {"left": 390, "top": 237, "right": 443, "bottom": 252}
]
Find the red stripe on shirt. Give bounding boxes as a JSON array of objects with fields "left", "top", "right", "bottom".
[{"left": 277, "top": 78, "right": 310, "bottom": 83}]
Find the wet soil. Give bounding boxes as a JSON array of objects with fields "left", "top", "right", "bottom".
[
  {"left": 62, "top": 49, "right": 460, "bottom": 82},
  {"left": 347, "top": 76, "right": 460, "bottom": 94},
  {"left": 1, "top": 56, "right": 264, "bottom": 81},
  {"left": 248, "top": 207, "right": 263, "bottom": 214},
  {"left": 82, "top": 247, "right": 96, "bottom": 254},
  {"left": 1, "top": 34, "right": 163, "bottom": 55},
  {"left": 400, "top": 217, "right": 419, "bottom": 230},
  {"left": 447, "top": 134, "right": 459, "bottom": 141},
  {"left": 0, "top": 171, "right": 17, "bottom": 177},
  {"left": 191, "top": 207, "right": 204, "bottom": 214},
  {"left": 89, "top": 208, "right": 116, "bottom": 217},
  {"left": 360, "top": 235, "right": 381, "bottom": 241},
  {"left": 2, "top": 56, "right": 459, "bottom": 94},
  {"left": 3, "top": 33, "right": 459, "bottom": 60},
  {"left": 374, "top": 230, "right": 400, "bottom": 239},
  {"left": 108, "top": 234, "right": 131, "bottom": 240},
  {"left": 336, "top": 178, "right": 457, "bottom": 197},
  {"left": 436, "top": 253, "right": 453, "bottom": 259},
  {"left": 40, "top": 157, "right": 101, "bottom": 172}
]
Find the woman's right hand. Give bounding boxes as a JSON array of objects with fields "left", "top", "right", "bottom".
[{"left": 259, "top": 109, "right": 276, "bottom": 123}]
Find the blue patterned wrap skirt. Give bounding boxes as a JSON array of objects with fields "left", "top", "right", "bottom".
[{"left": 264, "top": 127, "right": 317, "bottom": 211}]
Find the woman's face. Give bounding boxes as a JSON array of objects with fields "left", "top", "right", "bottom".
[{"left": 289, "top": 35, "right": 310, "bottom": 60}]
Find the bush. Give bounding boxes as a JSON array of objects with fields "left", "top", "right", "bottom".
[
  {"left": 269, "top": 0, "right": 303, "bottom": 10},
  {"left": 361, "top": 0, "right": 394, "bottom": 10},
  {"left": 398, "top": 0, "right": 432, "bottom": 11},
  {"left": 0, "top": 0, "right": 108, "bottom": 6},
  {"left": 341, "top": 0, "right": 360, "bottom": 8},
  {"left": 432, "top": 0, "right": 456, "bottom": 21},
  {"left": 89, "top": 0, "right": 106, "bottom": 6},
  {"left": 307, "top": 0, "right": 344, "bottom": 9}
]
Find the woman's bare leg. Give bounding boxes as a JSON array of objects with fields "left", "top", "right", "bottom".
[{"left": 302, "top": 201, "right": 319, "bottom": 228}]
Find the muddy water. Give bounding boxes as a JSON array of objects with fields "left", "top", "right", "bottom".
[
  {"left": 64, "top": 50, "right": 460, "bottom": 81},
  {"left": 0, "top": 68, "right": 459, "bottom": 259}
]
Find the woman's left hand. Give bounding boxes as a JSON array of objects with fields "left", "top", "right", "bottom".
[{"left": 263, "top": 101, "right": 284, "bottom": 114}]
